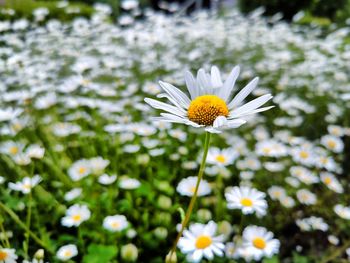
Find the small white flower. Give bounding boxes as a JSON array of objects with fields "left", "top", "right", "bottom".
[
  {"left": 26, "top": 144, "right": 45, "bottom": 159},
  {"left": 0, "top": 108, "right": 22, "bottom": 122},
  {"left": 320, "top": 172, "right": 343, "bottom": 193},
  {"left": 0, "top": 248, "right": 18, "bottom": 263},
  {"left": 334, "top": 204, "right": 350, "bottom": 220},
  {"left": 103, "top": 215, "right": 129, "bottom": 232},
  {"left": 64, "top": 188, "right": 83, "bottom": 201},
  {"left": 8, "top": 175, "right": 42, "bottom": 194},
  {"left": 61, "top": 204, "right": 91, "bottom": 227},
  {"left": 321, "top": 135, "right": 344, "bottom": 153},
  {"left": 178, "top": 221, "right": 225, "bottom": 262},
  {"left": 56, "top": 244, "right": 78, "bottom": 261},
  {"left": 240, "top": 225, "right": 280, "bottom": 261},
  {"left": 119, "top": 177, "right": 141, "bottom": 189},
  {"left": 206, "top": 147, "right": 238, "bottom": 166},
  {"left": 225, "top": 186, "right": 267, "bottom": 217},
  {"left": 176, "top": 176, "right": 211, "bottom": 197},
  {"left": 68, "top": 160, "right": 91, "bottom": 181},
  {"left": 296, "top": 217, "right": 328, "bottom": 232},
  {"left": 98, "top": 174, "right": 117, "bottom": 185},
  {"left": 89, "top": 157, "right": 110, "bottom": 174},
  {"left": 296, "top": 189, "right": 317, "bottom": 205}
]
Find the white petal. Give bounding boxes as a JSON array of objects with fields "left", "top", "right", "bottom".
[
  {"left": 184, "top": 71, "right": 198, "bottom": 99},
  {"left": 159, "top": 81, "right": 191, "bottom": 108},
  {"left": 229, "top": 94, "right": 273, "bottom": 118},
  {"left": 144, "top": 98, "right": 186, "bottom": 117},
  {"left": 220, "top": 66, "right": 240, "bottom": 101},
  {"left": 211, "top": 66, "right": 223, "bottom": 89},
  {"left": 228, "top": 77, "right": 259, "bottom": 108}
]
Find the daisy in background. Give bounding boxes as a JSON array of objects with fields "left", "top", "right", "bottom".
[
  {"left": 239, "top": 225, "right": 280, "bottom": 261},
  {"left": 68, "top": 159, "right": 91, "bottom": 181},
  {"left": 56, "top": 244, "right": 78, "bottom": 261},
  {"left": 225, "top": 186, "right": 267, "bottom": 217},
  {"left": 320, "top": 172, "right": 343, "bottom": 193},
  {"left": 321, "top": 135, "right": 344, "bottom": 153},
  {"left": 8, "top": 175, "right": 42, "bottom": 194},
  {"left": 103, "top": 215, "right": 129, "bottom": 232},
  {"left": 0, "top": 248, "right": 18, "bottom": 263},
  {"left": 176, "top": 176, "right": 211, "bottom": 197},
  {"left": 206, "top": 147, "right": 238, "bottom": 166},
  {"left": 145, "top": 65, "right": 273, "bottom": 133},
  {"left": 334, "top": 204, "right": 350, "bottom": 220},
  {"left": 178, "top": 221, "right": 225, "bottom": 262},
  {"left": 61, "top": 204, "right": 91, "bottom": 227},
  {"left": 296, "top": 189, "right": 317, "bottom": 205}
]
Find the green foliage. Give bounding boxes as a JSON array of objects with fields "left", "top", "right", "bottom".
[
  {"left": 0, "top": 0, "right": 95, "bottom": 22},
  {"left": 82, "top": 244, "right": 118, "bottom": 263}
]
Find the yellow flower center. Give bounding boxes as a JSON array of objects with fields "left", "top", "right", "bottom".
[
  {"left": 324, "top": 177, "right": 332, "bottom": 185},
  {"left": 72, "top": 214, "right": 81, "bottom": 222},
  {"left": 215, "top": 154, "right": 226, "bottom": 163},
  {"left": 253, "top": 237, "right": 266, "bottom": 249},
  {"left": 195, "top": 235, "right": 212, "bottom": 249},
  {"left": 111, "top": 222, "right": 120, "bottom": 228},
  {"left": 64, "top": 250, "right": 72, "bottom": 257},
  {"left": 78, "top": 167, "right": 86, "bottom": 174},
  {"left": 299, "top": 151, "right": 309, "bottom": 159},
  {"left": 9, "top": 146, "right": 18, "bottom": 155},
  {"left": 240, "top": 198, "right": 253, "bottom": 207},
  {"left": 187, "top": 95, "right": 229, "bottom": 126},
  {"left": 327, "top": 141, "right": 336, "bottom": 149},
  {"left": 0, "top": 251, "right": 8, "bottom": 260}
]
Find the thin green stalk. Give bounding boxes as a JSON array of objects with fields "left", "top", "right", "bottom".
[
  {"left": 0, "top": 201, "right": 53, "bottom": 254},
  {"left": 168, "top": 132, "right": 211, "bottom": 260},
  {"left": 320, "top": 239, "right": 350, "bottom": 263},
  {"left": 0, "top": 216, "right": 10, "bottom": 248},
  {"left": 24, "top": 191, "right": 32, "bottom": 259}
]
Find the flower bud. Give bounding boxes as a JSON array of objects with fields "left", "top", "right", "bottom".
[
  {"left": 197, "top": 209, "right": 212, "bottom": 222},
  {"left": 154, "top": 227, "right": 168, "bottom": 240},
  {"left": 34, "top": 249, "right": 44, "bottom": 259},
  {"left": 157, "top": 195, "right": 172, "bottom": 210},
  {"left": 165, "top": 251, "right": 177, "bottom": 263},
  {"left": 121, "top": 244, "right": 138, "bottom": 262}
]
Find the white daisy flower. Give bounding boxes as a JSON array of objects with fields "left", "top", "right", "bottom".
[
  {"left": 68, "top": 159, "right": 91, "bottom": 181},
  {"left": 296, "top": 217, "right": 328, "bottom": 232},
  {"left": 176, "top": 176, "right": 211, "bottom": 197},
  {"left": 334, "top": 204, "right": 350, "bottom": 220},
  {"left": 144, "top": 65, "right": 273, "bottom": 133},
  {"left": 98, "top": 174, "right": 117, "bottom": 185},
  {"left": 103, "top": 215, "right": 129, "bottom": 232},
  {"left": 178, "top": 221, "right": 225, "bottom": 262},
  {"left": 89, "top": 157, "right": 110, "bottom": 174},
  {"left": 321, "top": 135, "right": 344, "bottom": 153},
  {"left": 320, "top": 172, "right": 343, "bottom": 193},
  {"left": 56, "top": 244, "right": 78, "bottom": 261},
  {"left": 8, "top": 175, "right": 42, "bottom": 194},
  {"left": 61, "top": 204, "right": 91, "bottom": 227},
  {"left": 290, "top": 166, "right": 319, "bottom": 185},
  {"left": 0, "top": 108, "right": 22, "bottom": 122},
  {"left": 225, "top": 186, "right": 267, "bottom": 217},
  {"left": 119, "top": 177, "right": 141, "bottom": 189},
  {"left": 25, "top": 144, "right": 45, "bottom": 159},
  {"left": 64, "top": 188, "right": 83, "bottom": 201},
  {"left": 241, "top": 225, "right": 280, "bottom": 261},
  {"left": 296, "top": 189, "right": 317, "bottom": 205},
  {"left": 206, "top": 147, "right": 238, "bottom": 166},
  {"left": 0, "top": 248, "right": 18, "bottom": 263}
]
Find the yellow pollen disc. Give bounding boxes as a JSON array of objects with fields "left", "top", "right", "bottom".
[
  {"left": 187, "top": 95, "right": 229, "bottom": 126},
  {"left": 215, "top": 154, "right": 226, "bottom": 163},
  {"left": 189, "top": 186, "right": 196, "bottom": 193},
  {"left": 195, "top": 235, "right": 212, "bottom": 249},
  {"left": 240, "top": 198, "right": 253, "bottom": 207},
  {"left": 9, "top": 146, "right": 18, "bottom": 155},
  {"left": 327, "top": 141, "right": 336, "bottom": 149},
  {"left": 72, "top": 214, "right": 81, "bottom": 222},
  {"left": 64, "top": 251, "right": 72, "bottom": 257},
  {"left": 262, "top": 148, "right": 271, "bottom": 154},
  {"left": 299, "top": 151, "right": 309, "bottom": 159},
  {"left": 324, "top": 177, "right": 332, "bottom": 185},
  {"left": 111, "top": 222, "right": 120, "bottom": 228},
  {"left": 78, "top": 167, "right": 86, "bottom": 174},
  {"left": 0, "top": 251, "right": 8, "bottom": 260},
  {"left": 253, "top": 237, "right": 266, "bottom": 249}
]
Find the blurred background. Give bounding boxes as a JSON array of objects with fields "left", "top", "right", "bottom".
[{"left": 1, "top": 0, "right": 350, "bottom": 26}]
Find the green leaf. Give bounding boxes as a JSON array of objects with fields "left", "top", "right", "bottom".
[
  {"left": 263, "top": 256, "right": 279, "bottom": 263},
  {"left": 82, "top": 244, "right": 118, "bottom": 263},
  {"left": 292, "top": 253, "right": 310, "bottom": 263}
]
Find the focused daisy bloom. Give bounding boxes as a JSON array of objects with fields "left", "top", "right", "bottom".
[
  {"left": 241, "top": 225, "right": 280, "bottom": 261},
  {"left": 8, "top": 175, "right": 42, "bottom": 194},
  {"left": 0, "top": 248, "right": 18, "bottom": 263},
  {"left": 61, "top": 204, "right": 91, "bottom": 227},
  {"left": 206, "top": 147, "right": 238, "bottom": 166},
  {"left": 103, "top": 215, "right": 129, "bottom": 232},
  {"left": 334, "top": 204, "right": 350, "bottom": 220},
  {"left": 56, "top": 244, "right": 78, "bottom": 261},
  {"left": 178, "top": 221, "right": 225, "bottom": 262},
  {"left": 225, "top": 186, "right": 267, "bottom": 217},
  {"left": 144, "top": 66, "right": 273, "bottom": 133},
  {"left": 176, "top": 176, "right": 211, "bottom": 197}
]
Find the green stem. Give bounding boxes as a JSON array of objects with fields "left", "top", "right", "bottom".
[
  {"left": 24, "top": 191, "right": 32, "bottom": 259},
  {"left": 0, "top": 201, "right": 53, "bottom": 254},
  {"left": 168, "top": 132, "right": 211, "bottom": 260},
  {"left": 0, "top": 220, "right": 10, "bottom": 248},
  {"left": 320, "top": 239, "right": 350, "bottom": 263}
]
